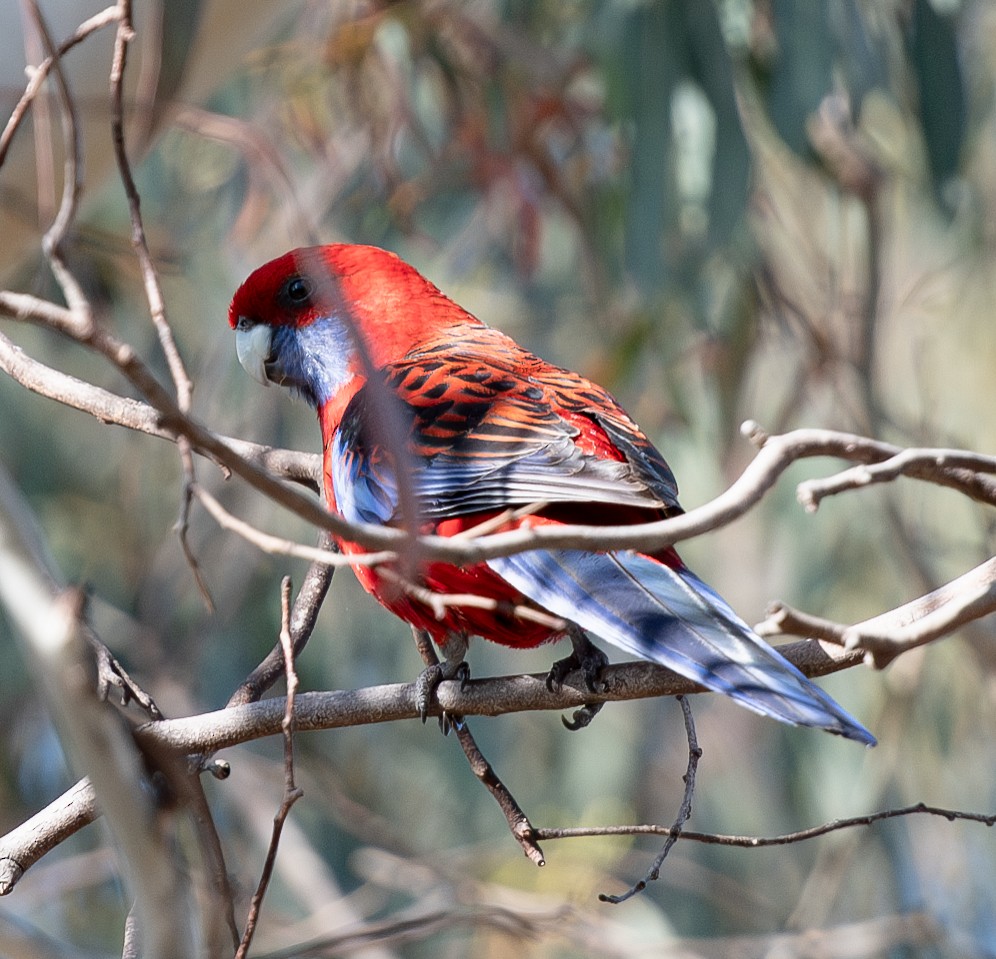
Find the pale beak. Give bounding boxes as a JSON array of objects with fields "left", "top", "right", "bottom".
[{"left": 235, "top": 323, "right": 273, "bottom": 387}]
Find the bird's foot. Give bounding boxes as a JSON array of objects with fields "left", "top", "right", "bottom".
[
  {"left": 415, "top": 658, "right": 470, "bottom": 734},
  {"left": 562, "top": 702, "right": 604, "bottom": 731},
  {"left": 546, "top": 628, "right": 609, "bottom": 731}
]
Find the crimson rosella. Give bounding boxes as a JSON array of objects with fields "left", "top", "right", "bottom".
[{"left": 229, "top": 244, "right": 875, "bottom": 744}]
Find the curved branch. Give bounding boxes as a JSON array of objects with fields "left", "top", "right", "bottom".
[
  {"left": 0, "top": 637, "right": 862, "bottom": 895},
  {"left": 535, "top": 801, "right": 996, "bottom": 848},
  {"left": 797, "top": 448, "right": 996, "bottom": 512},
  {"left": 0, "top": 6, "right": 120, "bottom": 167},
  {"left": 0, "top": 329, "right": 321, "bottom": 488},
  {"left": 758, "top": 556, "right": 996, "bottom": 668},
  {"left": 4, "top": 308, "right": 995, "bottom": 564}
]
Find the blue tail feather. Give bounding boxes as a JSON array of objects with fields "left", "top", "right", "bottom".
[{"left": 488, "top": 549, "right": 875, "bottom": 745}]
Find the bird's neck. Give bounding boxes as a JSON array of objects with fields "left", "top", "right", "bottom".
[{"left": 317, "top": 376, "right": 362, "bottom": 445}]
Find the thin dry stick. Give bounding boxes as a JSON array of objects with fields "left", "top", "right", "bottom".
[
  {"left": 535, "top": 801, "right": 996, "bottom": 847},
  {"left": 108, "top": 0, "right": 211, "bottom": 606},
  {"left": 0, "top": 328, "right": 322, "bottom": 487},
  {"left": 236, "top": 577, "right": 305, "bottom": 958},
  {"left": 756, "top": 601, "right": 849, "bottom": 645},
  {"left": 0, "top": 5, "right": 120, "bottom": 166},
  {"left": 757, "top": 555, "right": 996, "bottom": 668},
  {"left": 84, "top": 622, "right": 161, "bottom": 718},
  {"left": 381, "top": 566, "right": 566, "bottom": 631},
  {"left": 108, "top": 0, "right": 189, "bottom": 406},
  {"left": 798, "top": 449, "right": 996, "bottom": 513},
  {"left": 600, "top": 695, "right": 701, "bottom": 904},
  {"left": 27, "top": 1, "right": 90, "bottom": 325},
  {"left": 411, "top": 628, "right": 546, "bottom": 866},
  {"left": 194, "top": 483, "right": 374, "bottom": 569},
  {"left": 227, "top": 533, "right": 338, "bottom": 707}
]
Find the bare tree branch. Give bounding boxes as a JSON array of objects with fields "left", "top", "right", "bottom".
[
  {"left": 0, "top": 328, "right": 321, "bottom": 487},
  {"left": 760, "top": 556, "right": 996, "bottom": 668},
  {"left": 108, "top": 0, "right": 215, "bottom": 605},
  {"left": 535, "top": 801, "right": 996, "bottom": 847},
  {"left": 0, "top": 638, "right": 863, "bottom": 894},
  {"left": 411, "top": 627, "right": 546, "bottom": 866},
  {"left": 0, "top": 474, "right": 189, "bottom": 958},
  {"left": 798, "top": 448, "right": 996, "bottom": 512},
  {"left": 600, "top": 694, "right": 701, "bottom": 904},
  {"left": 0, "top": 5, "right": 120, "bottom": 166},
  {"left": 236, "top": 578, "right": 305, "bottom": 957}
]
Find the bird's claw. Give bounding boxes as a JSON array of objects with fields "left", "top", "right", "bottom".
[
  {"left": 546, "top": 630, "right": 609, "bottom": 731},
  {"left": 545, "top": 654, "right": 574, "bottom": 694},
  {"left": 562, "top": 702, "right": 605, "bottom": 731},
  {"left": 546, "top": 634, "right": 609, "bottom": 694},
  {"left": 578, "top": 645, "right": 610, "bottom": 695},
  {"left": 414, "top": 659, "right": 470, "bottom": 733}
]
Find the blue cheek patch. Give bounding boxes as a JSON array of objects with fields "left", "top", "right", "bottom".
[{"left": 270, "top": 317, "right": 354, "bottom": 408}]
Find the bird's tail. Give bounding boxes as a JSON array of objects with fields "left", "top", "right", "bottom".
[{"left": 488, "top": 549, "right": 875, "bottom": 745}]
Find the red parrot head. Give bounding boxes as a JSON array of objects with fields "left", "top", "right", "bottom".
[{"left": 229, "top": 244, "right": 482, "bottom": 409}]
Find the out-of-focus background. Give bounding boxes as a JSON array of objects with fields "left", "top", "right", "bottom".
[{"left": 1, "top": 0, "right": 995, "bottom": 955}]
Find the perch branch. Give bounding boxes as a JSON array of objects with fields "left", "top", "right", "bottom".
[{"left": 0, "top": 639, "right": 860, "bottom": 894}]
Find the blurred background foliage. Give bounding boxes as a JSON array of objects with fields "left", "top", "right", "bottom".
[{"left": 1, "top": 0, "right": 995, "bottom": 955}]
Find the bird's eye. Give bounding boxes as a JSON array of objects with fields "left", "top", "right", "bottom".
[{"left": 284, "top": 275, "right": 313, "bottom": 305}]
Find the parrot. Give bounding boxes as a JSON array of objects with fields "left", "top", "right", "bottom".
[{"left": 228, "top": 244, "right": 875, "bottom": 745}]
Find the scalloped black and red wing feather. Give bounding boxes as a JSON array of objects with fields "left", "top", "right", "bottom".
[{"left": 327, "top": 328, "right": 681, "bottom": 525}]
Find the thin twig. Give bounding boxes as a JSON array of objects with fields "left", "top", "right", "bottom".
[
  {"left": 227, "top": 533, "right": 338, "bottom": 707},
  {"left": 757, "top": 556, "right": 996, "bottom": 668},
  {"left": 797, "top": 448, "right": 996, "bottom": 513},
  {"left": 0, "top": 328, "right": 321, "bottom": 487},
  {"left": 600, "top": 695, "right": 701, "bottom": 903},
  {"left": 411, "top": 628, "right": 545, "bottom": 866},
  {"left": 536, "top": 801, "right": 996, "bottom": 847},
  {"left": 27, "top": 1, "right": 91, "bottom": 323},
  {"left": 0, "top": 5, "right": 120, "bottom": 167},
  {"left": 108, "top": 0, "right": 210, "bottom": 605},
  {"left": 380, "top": 566, "right": 567, "bottom": 631},
  {"left": 236, "top": 578, "right": 305, "bottom": 958},
  {"left": 194, "top": 483, "right": 378, "bottom": 569},
  {"left": 756, "top": 601, "right": 849, "bottom": 645}
]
